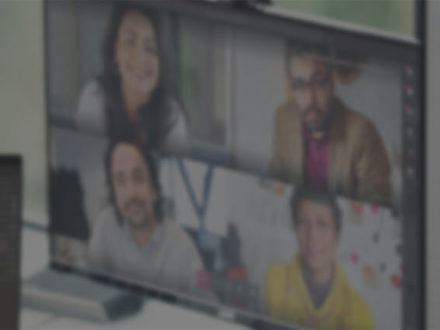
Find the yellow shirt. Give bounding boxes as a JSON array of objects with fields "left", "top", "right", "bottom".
[{"left": 264, "top": 255, "right": 374, "bottom": 330}]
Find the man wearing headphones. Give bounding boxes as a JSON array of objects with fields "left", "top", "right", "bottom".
[{"left": 88, "top": 140, "right": 204, "bottom": 295}]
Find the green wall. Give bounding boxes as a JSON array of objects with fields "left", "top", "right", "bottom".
[{"left": 273, "top": 0, "right": 415, "bottom": 36}]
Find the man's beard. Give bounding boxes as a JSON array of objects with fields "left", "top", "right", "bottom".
[
  {"left": 122, "top": 198, "right": 152, "bottom": 229},
  {"left": 302, "top": 106, "right": 334, "bottom": 135}
]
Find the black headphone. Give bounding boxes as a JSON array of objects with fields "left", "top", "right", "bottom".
[{"left": 104, "top": 140, "right": 163, "bottom": 225}]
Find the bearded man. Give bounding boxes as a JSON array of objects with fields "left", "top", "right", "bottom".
[
  {"left": 270, "top": 42, "right": 391, "bottom": 205},
  {"left": 88, "top": 140, "right": 204, "bottom": 294}
]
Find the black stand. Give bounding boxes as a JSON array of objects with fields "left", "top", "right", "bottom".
[{"left": 217, "top": 0, "right": 272, "bottom": 11}]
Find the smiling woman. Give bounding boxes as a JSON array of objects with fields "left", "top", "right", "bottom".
[
  {"left": 75, "top": 2, "right": 188, "bottom": 154},
  {"left": 114, "top": 10, "right": 160, "bottom": 119}
]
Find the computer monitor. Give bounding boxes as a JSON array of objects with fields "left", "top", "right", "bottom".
[{"left": 45, "top": 0, "right": 424, "bottom": 329}]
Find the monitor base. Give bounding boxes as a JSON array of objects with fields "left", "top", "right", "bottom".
[{"left": 22, "top": 269, "right": 143, "bottom": 322}]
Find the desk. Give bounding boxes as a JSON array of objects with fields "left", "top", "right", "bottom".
[
  {"left": 21, "top": 301, "right": 248, "bottom": 330},
  {"left": 20, "top": 226, "right": 250, "bottom": 330}
]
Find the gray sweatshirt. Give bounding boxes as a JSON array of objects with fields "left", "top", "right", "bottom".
[{"left": 88, "top": 206, "right": 205, "bottom": 297}]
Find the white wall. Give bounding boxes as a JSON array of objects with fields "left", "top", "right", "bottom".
[
  {"left": 0, "top": 1, "right": 47, "bottom": 224},
  {"left": 230, "top": 28, "right": 286, "bottom": 173}
]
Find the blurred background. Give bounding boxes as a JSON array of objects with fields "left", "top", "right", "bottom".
[
  {"left": 0, "top": 1, "right": 46, "bottom": 223},
  {"left": 273, "top": 0, "right": 415, "bottom": 36}
]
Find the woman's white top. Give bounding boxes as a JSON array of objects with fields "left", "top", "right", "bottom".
[{"left": 75, "top": 80, "right": 189, "bottom": 154}]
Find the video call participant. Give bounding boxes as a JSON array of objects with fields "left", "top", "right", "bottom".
[
  {"left": 264, "top": 188, "right": 373, "bottom": 330},
  {"left": 269, "top": 42, "right": 391, "bottom": 205},
  {"left": 88, "top": 141, "right": 203, "bottom": 294},
  {"left": 76, "top": 2, "right": 188, "bottom": 153}
]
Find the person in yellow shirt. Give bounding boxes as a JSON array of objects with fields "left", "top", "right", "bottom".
[{"left": 264, "top": 188, "right": 374, "bottom": 330}]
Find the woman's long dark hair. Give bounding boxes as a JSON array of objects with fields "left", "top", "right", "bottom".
[{"left": 98, "top": 2, "right": 176, "bottom": 148}]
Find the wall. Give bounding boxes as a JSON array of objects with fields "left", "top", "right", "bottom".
[
  {"left": 0, "top": 1, "right": 47, "bottom": 224},
  {"left": 272, "top": 0, "right": 415, "bottom": 37},
  {"left": 427, "top": 1, "right": 440, "bottom": 328}
]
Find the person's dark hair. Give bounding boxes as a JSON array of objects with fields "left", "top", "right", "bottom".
[
  {"left": 98, "top": 2, "right": 177, "bottom": 148},
  {"left": 290, "top": 187, "right": 341, "bottom": 235},
  {"left": 104, "top": 139, "right": 162, "bottom": 224},
  {"left": 286, "top": 39, "right": 333, "bottom": 63},
  {"left": 286, "top": 40, "right": 366, "bottom": 86}
]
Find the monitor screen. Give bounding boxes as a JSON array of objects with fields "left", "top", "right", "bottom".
[{"left": 46, "top": 1, "right": 423, "bottom": 329}]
